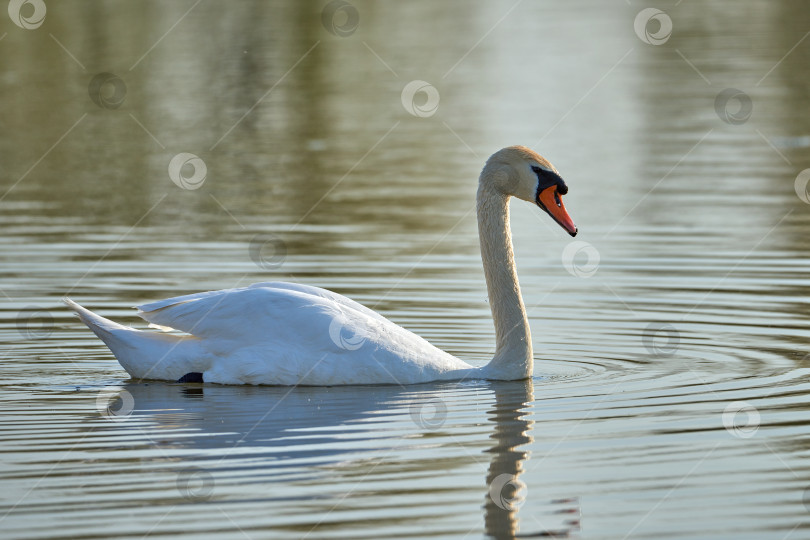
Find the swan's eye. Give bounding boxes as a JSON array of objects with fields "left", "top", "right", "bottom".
[{"left": 531, "top": 165, "right": 568, "bottom": 196}]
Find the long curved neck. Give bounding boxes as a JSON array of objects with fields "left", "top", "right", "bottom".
[{"left": 477, "top": 179, "right": 533, "bottom": 380}]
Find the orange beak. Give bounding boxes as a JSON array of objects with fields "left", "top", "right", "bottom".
[{"left": 537, "top": 185, "right": 577, "bottom": 237}]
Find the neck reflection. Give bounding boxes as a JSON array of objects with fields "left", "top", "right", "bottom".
[
  {"left": 484, "top": 379, "right": 580, "bottom": 538},
  {"left": 484, "top": 379, "right": 534, "bottom": 538}
]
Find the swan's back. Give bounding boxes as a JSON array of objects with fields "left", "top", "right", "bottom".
[{"left": 130, "top": 282, "right": 474, "bottom": 385}]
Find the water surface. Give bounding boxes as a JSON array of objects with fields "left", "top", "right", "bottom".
[{"left": 2, "top": 1, "right": 810, "bottom": 538}]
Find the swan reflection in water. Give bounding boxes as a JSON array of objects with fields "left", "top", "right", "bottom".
[{"left": 101, "top": 379, "right": 579, "bottom": 537}]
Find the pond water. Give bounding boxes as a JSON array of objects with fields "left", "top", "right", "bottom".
[{"left": 2, "top": 0, "right": 810, "bottom": 538}]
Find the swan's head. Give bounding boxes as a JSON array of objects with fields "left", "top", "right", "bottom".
[{"left": 482, "top": 145, "right": 578, "bottom": 237}]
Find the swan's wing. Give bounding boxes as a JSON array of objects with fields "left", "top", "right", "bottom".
[
  {"left": 136, "top": 285, "right": 305, "bottom": 340},
  {"left": 135, "top": 282, "right": 385, "bottom": 344},
  {"left": 135, "top": 282, "right": 473, "bottom": 384},
  {"left": 138, "top": 282, "right": 386, "bottom": 324},
  {"left": 247, "top": 281, "right": 391, "bottom": 325},
  {"left": 137, "top": 288, "right": 235, "bottom": 312}
]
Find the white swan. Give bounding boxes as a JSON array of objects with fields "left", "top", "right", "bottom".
[{"left": 65, "top": 146, "right": 577, "bottom": 385}]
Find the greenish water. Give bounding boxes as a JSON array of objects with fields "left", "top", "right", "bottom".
[{"left": 2, "top": 1, "right": 810, "bottom": 538}]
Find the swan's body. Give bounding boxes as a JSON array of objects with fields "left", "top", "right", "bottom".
[
  {"left": 66, "top": 282, "right": 474, "bottom": 385},
  {"left": 66, "top": 146, "right": 577, "bottom": 385}
]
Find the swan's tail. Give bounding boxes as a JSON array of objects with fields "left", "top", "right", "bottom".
[{"left": 64, "top": 298, "right": 207, "bottom": 381}]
